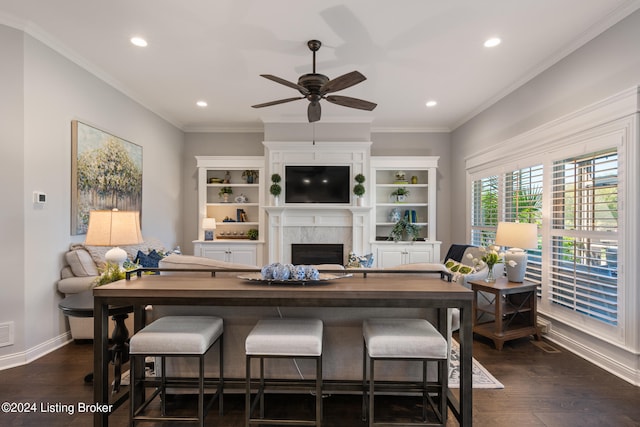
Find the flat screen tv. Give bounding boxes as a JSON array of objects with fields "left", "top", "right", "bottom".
[{"left": 285, "top": 165, "right": 350, "bottom": 204}]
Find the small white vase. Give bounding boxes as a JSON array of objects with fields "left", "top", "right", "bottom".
[{"left": 273, "top": 195, "right": 279, "bottom": 206}]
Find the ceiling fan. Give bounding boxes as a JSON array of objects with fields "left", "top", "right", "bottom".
[{"left": 252, "top": 40, "right": 377, "bottom": 122}]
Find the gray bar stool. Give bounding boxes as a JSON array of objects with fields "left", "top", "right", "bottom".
[
  {"left": 362, "top": 318, "right": 448, "bottom": 427},
  {"left": 245, "top": 318, "right": 323, "bottom": 427},
  {"left": 129, "top": 315, "right": 224, "bottom": 426}
]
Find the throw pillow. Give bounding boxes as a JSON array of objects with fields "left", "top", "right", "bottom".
[
  {"left": 135, "top": 250, "right": 163, "bottom": 269},
  {"left": 82, "top": 245, "right": 112, "bottom": 269},
  {"left": 445, "top": 259, "right": 474, "bottom": 276},
  {"left": 123, "top": 237, "right": 166, "bottom": 261},
  {"left": 444, "top": 258, "right": 461, "bottom": 272},
  {"left": 65, "top": 249, "right": 100, "bottom": 277}
]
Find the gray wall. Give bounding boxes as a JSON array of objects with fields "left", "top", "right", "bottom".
[
  {"left": 0, "top": 25, "right": 184, "bottom": 363},
  {"left": 0, "top": 25, "right": 27, "bottom": 355},
  {"left": 450, "top": 9, "right": 640, "bottom": 244}
]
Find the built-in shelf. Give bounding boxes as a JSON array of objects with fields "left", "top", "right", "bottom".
[
  {"left": 370, "top": 156, "right": 441, "bottom": 267},
  {"left": 196, "top": 156, "right": 265, "bottom": 265}
]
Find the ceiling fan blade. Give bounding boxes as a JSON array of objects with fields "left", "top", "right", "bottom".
[
  {"left": 252, "top": 97, "right": 305, "bottom": 108},
  {"left": 260, "top": 74, "right": 309, "bottom": 95},
  {"left": 320, "top": 71, "right": 366, "bottom": 94},
  {"left": 326, "top": 95, "right": 377, "bottom": 111},
  {"left": 308, "top": 102, "right": 321, "bottom": 122}
]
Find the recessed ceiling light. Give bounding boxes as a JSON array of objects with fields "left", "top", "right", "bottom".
[
  {"left": 196, "top": 100, "right": 208, "bottom": 107},
  {"left": 425, "top": 100, "right": 437, "bottom": 108},
  {"left": 130, "top": 37, "right": 148, "bottom": 47},
  {"left": 484, "top": 37, "right": 501, "bottom": 48}
]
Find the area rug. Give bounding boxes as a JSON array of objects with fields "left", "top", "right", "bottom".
[{"left": 449, "top": 340, "right": 504, "bottom": 389}]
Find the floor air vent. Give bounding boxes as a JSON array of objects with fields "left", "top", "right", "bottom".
[{"left": 531, "top": 340, "right": 561, "bottom": 353}]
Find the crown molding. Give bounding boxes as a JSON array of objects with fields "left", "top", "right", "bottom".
[{"left": 452, "top": 0, "right": 640, "bottom": 131}]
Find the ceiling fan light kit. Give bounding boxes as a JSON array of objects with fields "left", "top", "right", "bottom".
[{"left": 252, "top": 40, "right": 377, "bottom": 122}]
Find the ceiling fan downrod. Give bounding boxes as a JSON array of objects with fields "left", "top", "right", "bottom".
[{"left": 307, "top": 40, "right": 321, "bottom": 74}]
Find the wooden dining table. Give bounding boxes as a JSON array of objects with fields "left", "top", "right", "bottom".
[{"left": 92, "top": 269, "right": 473, "bottom": 427}]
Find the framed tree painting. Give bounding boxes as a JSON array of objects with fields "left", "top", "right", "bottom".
[{"left": 71, "top": 120, "right": 142, "bottom": 235}]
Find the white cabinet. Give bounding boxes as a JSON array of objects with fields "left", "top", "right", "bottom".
[
  {"left": 370, "top": 157, "right": 440, "bottom": 262},
  {"left": 195, "top": 156, "right": 265, "bottom": 265},
  {"left": 193, "top": 241, "right": 258, "bottom": 266},
  {"left": 373, "top": 243, "right": 439, "bottom": 268}
]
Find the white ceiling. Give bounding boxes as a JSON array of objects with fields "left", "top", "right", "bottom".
[{"left": 2, "top": 0, "right": 639, "bottom": 132}]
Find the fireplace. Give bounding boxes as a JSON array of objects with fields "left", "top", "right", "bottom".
[{"left": 291, "top": 244, "right": 344, "bottom": 265}]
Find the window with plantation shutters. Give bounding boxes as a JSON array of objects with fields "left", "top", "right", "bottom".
[
  {"left": 470, "top": 175, "right": 498, "bottom": 247},
  {"left": 505, "top": 165, "right": 543, "bottom": 286},
  {"left": 470, "top": 166, "right": 543, "bottom": 284},
  {"left": 549, "top": 149, "right": 618, "bottom": 325}
]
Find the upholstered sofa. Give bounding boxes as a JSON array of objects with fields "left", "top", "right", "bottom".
[{"left": 57, "top": 238, "right": 167, "bottom": 339}]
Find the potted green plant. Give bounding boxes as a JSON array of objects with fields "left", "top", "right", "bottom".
[
  {"left": 353, "top": 173, "right": 366, "bottom": 205},
  {"left": 242, "top": 170, "right": 258, "bottom": 184},
  {"left": 270, "top": 173, "right": 282, "bottom": 205},
  {"left": 246, "top": 228, "right": 259, "bottom": 241},
  {"left": 218, "top": 186, "right": 233, "bottom": 202},
  {"left": 391, "top": 187, "right": 410, "bottom": 203},
  {"left": 388, "top": 218, "right": 422, "bottom": 242},
  {"left": 93, "top": 262, "right": 125, "bottom": 287}
]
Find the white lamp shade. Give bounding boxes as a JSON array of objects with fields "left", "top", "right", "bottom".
[
  {"left": 85, "top": 209, "right": 143, "bottom": 270},
  {"left": 495, "top": 221, "right": 537, "bottom": 282},
  {"left": 85, "top": 210, "right": 143, "bottom": 246},
  {"left": 202, "top": 218, "right": 217, "bottom": 230},
  {"left": 495, "top": 222, "right": 537, "bottom": 250}
]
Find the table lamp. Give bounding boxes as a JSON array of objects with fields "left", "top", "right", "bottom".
[
  {"left": 495, "top": 221, "right": 538, "bottom": 282},
  {"left": 202, "top": 217, "right": 217, "bottom": 240},
  {"left": 85, "top": 209, "right": 143, "bottom": 270}
]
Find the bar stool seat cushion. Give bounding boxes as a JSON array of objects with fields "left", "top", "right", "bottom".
[
  {"left": 130, "top": 315, "right": 223, "bottom": 355},
  {"left": 246, "top": 318, "right": 323, "bottom": 356},
  {"left": 363, "top": 318, "right": 447, "bottom": 359}
]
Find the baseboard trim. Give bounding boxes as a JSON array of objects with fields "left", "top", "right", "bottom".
[
  {"left": 0, "top": 332, "right": 72, "bottom": 371},
  {"left": 544, "top": 329, "right": 640, "bottom": 386}
]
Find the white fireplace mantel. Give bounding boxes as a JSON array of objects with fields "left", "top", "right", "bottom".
[
  {"left": 263, "top": 141, "right": 372, "bottom": 264},
  {"left": 264, "top": 205, "right": 371, "bottom": 264}
]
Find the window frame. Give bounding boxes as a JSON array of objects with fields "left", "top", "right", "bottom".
[
  {"left": 465, "top": 118, "right": 631, "bottom": 346},
  {"left": 548, "top": 148, "right": 619, "bottom": 326}
]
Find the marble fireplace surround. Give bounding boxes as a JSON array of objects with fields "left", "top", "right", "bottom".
[
  {"left": 264, "top": 206, "right": 369, "bottom": 264},
  {"left": 263, "top": 141, "right": 372, "bottom": 264}
]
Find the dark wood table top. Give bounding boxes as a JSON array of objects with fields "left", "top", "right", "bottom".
[
  {"left": 93, "top": 273, "right": 472, "bottom": 307},
  {"left": 58, "top": 289, "right": 133, "bottom": 318},
  {"left": 468, "top": 277, "right": 538, "bottom": 294}
]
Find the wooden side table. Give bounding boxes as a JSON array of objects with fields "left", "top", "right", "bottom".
[
  {"left": 58, "top": 289, "right": 133, "bottom": 390},
  {"left": 469, "top": 277, "right": 541, "bottom": 350}
]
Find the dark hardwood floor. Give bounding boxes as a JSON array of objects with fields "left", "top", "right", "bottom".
[{"left": 0, "top": 335, "right": 638, "bottom": 426}]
